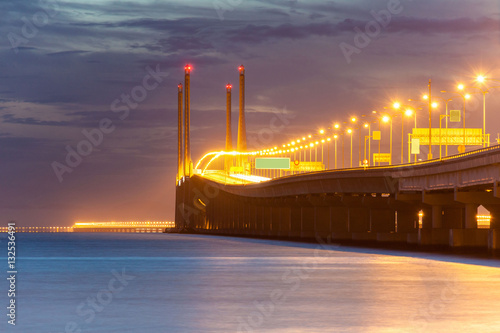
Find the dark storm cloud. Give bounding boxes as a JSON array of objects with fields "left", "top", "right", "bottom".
[
  {"left": 2, "top": 113, "right": 72, "bottom": 126},
  {"left": 387, "top": 16, "right": 500, "bottom": 34}
]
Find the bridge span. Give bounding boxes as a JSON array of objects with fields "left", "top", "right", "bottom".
[{"left": 176, "top": 145, "right": 500, "bottom": 251}]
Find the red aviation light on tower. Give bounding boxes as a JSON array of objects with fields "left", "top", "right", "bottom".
[
  {"left": 178, "top": 83, "right": 183, "bottom": 91},
  {"left": 226, "top": 83, "right": 232, "bottom": 91},
  {"left": 238, "top": 65, "right": 244, "bottom": 74},
  {"left": 184, "top": 64, "right": 192, "bottom": 73}
]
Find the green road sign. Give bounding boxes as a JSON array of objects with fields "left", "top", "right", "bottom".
[{"left": 255, "top": 158, "right": 291, "bottom": 169}]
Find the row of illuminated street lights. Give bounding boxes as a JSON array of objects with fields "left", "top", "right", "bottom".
[{"left": 253, "top": 75, "right": 500, "bottom": 169}]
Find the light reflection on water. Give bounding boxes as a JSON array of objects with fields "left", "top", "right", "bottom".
[{"left": 1, "top": 233, "right": 500, "bottom": 332}]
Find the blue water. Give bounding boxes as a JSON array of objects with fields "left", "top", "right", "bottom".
[{"left": 1, "top": 233, "right": 500, "bottom": 332}]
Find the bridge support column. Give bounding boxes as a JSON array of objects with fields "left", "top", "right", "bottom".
[
  {"left": 331, "top": 206, "right": 349, "bottom": 240},
  {"left": 301, "top": 206, "right": 315, "bottom": 239},
  {"left": 419, "top": 206, "right": 449, "bottom": 246},
  {"left": 432, "top": 205, "right": 443, "bottom": 228},
  {"left": 421, "top": 207, "right": 432, "bottom": 229},
  {"left": 395, "top": 208, "right": 419, "bottom": 233},
  {"left": 268, "top": 206, "right": 277, "bottom": 237},
  {"left": 263, "top": 205, "right": 272, "bottom": 236},
  {"left": 255, "top": 204, "right": 264, "bottom": 236},
  {"left": 442, "top": 207, "right": 464, "bottom": 229},
  {"left": 249, "top": 203, "right": 257, "bottom": 235},
  {"left": 465, "top": 203, "right": 478, "bottom": 229},
  {"left": 315, "top": 206, "right": 331, "bottom": 240},
  {"left": 485, "top": 205, "right": 500, "bottom": 251},
  {"left": 486, "top": 205, "right": 500, "bottom": 229},
  {"left": 370, "top": 209, "right": 395, "bottom": 233},
  {"left": 349, "top": 207, "right": 374, "bottom": 240},
  {"left": 290, "top": 205, "right": 301, "bottom": 238},
  {"left": 279, "top": 206, "right": 291, "bottom": 237}
]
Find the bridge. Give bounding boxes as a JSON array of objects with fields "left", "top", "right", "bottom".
[{"left": 175, "top": 64, "right": 500, "bottom": 251}]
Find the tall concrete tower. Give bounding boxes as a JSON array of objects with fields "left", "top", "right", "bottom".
[
  {"left": 237, "top": 65, "right": 247, "bottom": 152},
  {"left": 226, "top": 83, "right": 233, "bottom": 151},
  {"left": 184, "top": 64, "right": 191, "bottom": 177},
  {"left": 177, "top": 83, "right": 183, "bottom": 181},
  {"left": 225, "top": 83, "right": 233, "bottom": 173}
]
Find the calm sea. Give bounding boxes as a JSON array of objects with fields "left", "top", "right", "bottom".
[{"left": 1, "top": 233, "right": 500, "bottom": 332}]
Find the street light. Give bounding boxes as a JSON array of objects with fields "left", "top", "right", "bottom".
[
  {"left": 363, "top": 123, "right": 371, "bottom": 166},
  {"left": 382, "top": 115, "right": 392, "bottom": 165},
  {"left": 431, "top": 96, "right": 453, "bottom": 156},
  {"left": 473, "top": 77, "right": 493, "bottom": 146},
  {"left": 333, "top": 134, "right": 338, "bottom": 169},
  {"left": 351, "top": 117, "right": 361, "bottom": 166},
  {"left": 412, "top": 95, "right": 438, "bottom": 159},
  {"left": 326, "top": 137, "right": 331, "bottom": 169},
  {"left": 321, "top": 139, "right": 325, "bottom": 167},
  {"left": 393, "top": 102, "right": 416, "bottom": 164},
  {"left": 441, "top": 89, "right": 471, "bottom": 153},
  {"left": 347, "top": 128, "right": 353, "bottom": 168}
]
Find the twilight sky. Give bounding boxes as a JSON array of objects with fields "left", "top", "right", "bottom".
[{"left": 1, "top": 0, "right": 500, "bottom": 226}]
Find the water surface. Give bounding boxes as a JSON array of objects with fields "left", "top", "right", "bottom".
[{"left": 1, "top": 233, "right": 500, "bottom": 332}]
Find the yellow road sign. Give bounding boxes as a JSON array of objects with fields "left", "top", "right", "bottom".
[
  {"left": 291, "top": 161, "right": 324, "bottom": 172},
  {"left": 411, "top": 128, "right": 484, "bottom": 145},
  {"left": 373, "top": 153, "right": 391, "bottom": 163}
]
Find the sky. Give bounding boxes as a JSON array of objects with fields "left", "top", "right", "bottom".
[{"left": 1, "top": 0, "right": 500, "bottom": 226}]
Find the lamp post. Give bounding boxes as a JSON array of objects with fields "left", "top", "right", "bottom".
[
  {"left": 439, "top": 114, "right": 450, "bottom": 159},
  {"left": 382, "top": 115, "right": 392, "bottom": 165},
  {"left": 469, "top": 84, "right": 489, "bottom": 147},
  {"left": 476, "top": 75, "right": 500, "bottom": 146},
  {"left": 410, "top": 96, "right": 438, "bottom": 159},
  {"left": 333, "top": 134, "right": 338, "bottom": 169},
  {"left": 432, "top": 96, "right": 453, "bottom": 156},
  {"left": 347, "top": 129, "right": 353, "bottom": 168},
  {"left": 341, "top": 133, "right": 345, "bottom": 169},
  {"left": 441, "top": 89, "right": 471, "bottom": 152},
  {"left": 350, "top": 117, "right": 359, "bottom": 166},
  {"left": 321, "top": 139, "right": 325, "bottom": 167},
  {"left": 392, "top": 102, "right": 417, "bottom": 164},
  {"left": 326, "top": 137, "right": 331, "bottom": 169},
  {"left": 363, "top": 123, "right": 371, "bottom": 166}
]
